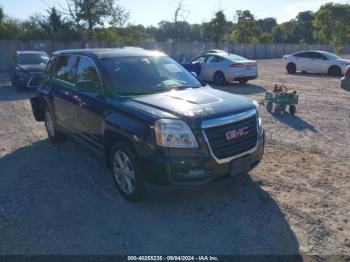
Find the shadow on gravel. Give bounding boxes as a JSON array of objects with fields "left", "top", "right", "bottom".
[
  {"left": 271, "top": 113, "right": 317, "bottom": 132},
  {"left": 0, "top": 71, "right": 34, "bottom": 102},
  {"left": 0, "top": 84, "right": 34, "bottom": 102},
  {"left": 294, "top": 72, "right": 341, "bottom": 80},
  {"left": 0, "top": 139, "right": 300, "bottom": 255},
  {"left": 212, "top": 83, "right": 266, "bottom": 96}
]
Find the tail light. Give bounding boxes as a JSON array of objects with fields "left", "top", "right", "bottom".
[{"left": 230, "top": 63, "right": 245, "bottom": 68}]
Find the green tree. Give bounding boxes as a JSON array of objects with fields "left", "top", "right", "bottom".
[
  {"left": 231, "top": 10, "right": 260, "bottom": 43},
  {"left": 271, "top": 25, "right": 284, "bottom": 43},
  {"left": 0, "top": 7, "right": 4, "bottom": 24},
  {"left": 203, "top": 11, "right": 229, "bottom": 46},
  {"left": 60, "top": 0, "right": 129, "bottom": 40},
  {"left": 295, "top": 11, "right": 314, "bottom": 43},
  {"left": 257, "top": 17, "right": 277, "bottom": 33},
  {"left": 313, "top": 3, "right": 350, "bottom": 51}
]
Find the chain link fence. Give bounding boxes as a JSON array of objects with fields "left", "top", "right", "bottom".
[{"left": 0, "top": 39, "right": 341, "bottom": 71}]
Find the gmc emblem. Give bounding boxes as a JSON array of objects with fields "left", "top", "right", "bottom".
[{"left": 226, "top": 127, "right": 249, "bottom": 140}]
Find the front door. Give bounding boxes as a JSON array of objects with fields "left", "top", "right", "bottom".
[
  {"left": 70, "top": 56, "right": 105, "bottom": 147},
  {"left": 51, "top": 55, "right": 78, "bottom": 131}
]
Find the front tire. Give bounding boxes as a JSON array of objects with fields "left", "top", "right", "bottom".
[
  {"left": 286, "top": 63, "right": 296, "bottom": 74},
  {"left": 328, "top": 66, "right": 341, "bottom": 76},
  {"left": 45, "top": 110, "right": 65, "bottom": 143},
  {"left": 109, "top": 142, "right": 145, "bottom": 202},
  {"left": 213, "top": 71, "right": 226, "bottom": 85}
]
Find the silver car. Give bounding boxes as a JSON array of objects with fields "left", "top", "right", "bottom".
[{"left": 189, "top": 53, "right": 258, "bottom": 85}]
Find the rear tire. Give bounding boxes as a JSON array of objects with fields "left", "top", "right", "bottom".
[
  {"left": 287, "top": 63, "right": 296, "bottom": 74},
  {"left": 44, "top": 109, "right": 65, "bottom": 143},
  {"left": 289, "top": 105, "right": 297, "bottom": 115},
  {"left": 238, "top": 79, "right": 248, "bottom": 84},
  {"left": 266, "top": 102, "right": 273, "bottom": 113},
  {"left": 213, "top": 71, "right": 226, "bottom": 85},
  {"left": 275, "top": 105, "right": 282, "bottom": 115},
  {"left": 109, "top": 141, "right": 145, "bottom": 202},
  {"left": 13, "top": 77, "right": 22, "bottom": 92},
  {"left": 328, "top": 66, "right": 341, "bottom": 76}
]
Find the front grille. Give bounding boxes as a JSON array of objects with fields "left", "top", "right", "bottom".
[{"left": 204, "top": 115, "right": 257, "bottom": 160}]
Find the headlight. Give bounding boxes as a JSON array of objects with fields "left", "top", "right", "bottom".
[
  {"left": 252, "top": 100, "right": 262, "bottom": 128},
  {"left": 16, "top": 70, "right": 29, "bottom": 80},
  {"left": 154, "top": 119, "right": 198, "bottom": 148}
]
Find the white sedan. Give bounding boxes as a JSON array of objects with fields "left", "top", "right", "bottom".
[{"left": 282, "top": 51, "right": 350, "bottom": 76}]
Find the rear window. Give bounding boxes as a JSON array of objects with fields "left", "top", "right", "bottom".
[{"left": 226, "top": 54, "right": 248, "bottom": 61}]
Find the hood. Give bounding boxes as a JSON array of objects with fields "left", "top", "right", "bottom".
[
  {"left": 18, "top": 64, "right": 46, "bottom": 73},
  {"left": 123, "top": 86, "right": 257, "bottom": 128},
  {"left": 336, "top": 59, "right": 350, "bottom": 64}
]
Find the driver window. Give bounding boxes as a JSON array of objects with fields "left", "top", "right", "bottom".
[
  {"left": 75, "top": 57, "right": 102, "bottom": 93},
  {"left": 76, "top": 57, "right": 101, "bottom": 86}
]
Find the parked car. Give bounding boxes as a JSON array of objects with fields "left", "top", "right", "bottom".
[
  {"left": 197, "top": 49, "right": 228, "bottom": 56},
  {"left": 341, "top": 66, "right": 350, "bottom": 91},
  {"left": 30, "top": 48, "right": 265, "bottom": 201},
  {"left": 182, "top": 52, "right": 258, "bottom": 85},
  {"left": 9, "top": 51, "right": 50, "bottom": 91},
  {"left": 283, "top": 50, "right": 350, "bottom": 76}
]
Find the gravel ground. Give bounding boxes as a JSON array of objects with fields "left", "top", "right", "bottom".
[{"left": 0, "top": 58, "right": 349, "bottom": 255}]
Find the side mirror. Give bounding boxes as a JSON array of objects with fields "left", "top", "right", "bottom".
[
  {"left": 76, "top": 80, "right": 103, "bottom": 95},
  {"left": 191, "top": 71, "right": 198, "bottom": 78}
]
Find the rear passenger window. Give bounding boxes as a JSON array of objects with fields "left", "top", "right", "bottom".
[{"left": 53, "top": 55, "right": 78, "bottom": 83}]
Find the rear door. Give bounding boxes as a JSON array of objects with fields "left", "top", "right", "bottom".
[
  {"left": 293, "top": 52, "right": 310, "bottom": 72},
  {"left": 69, "top": 56, "right": 105, "bottom": 147},
  {"left": 308, "top": 52, "right": 329, "bottom": 74},
  {"left": 51, "top": 55, "right": 79, "bottom": 131},
  {"left": 204, "top": 55, "right": 225, "bottom": 80}
]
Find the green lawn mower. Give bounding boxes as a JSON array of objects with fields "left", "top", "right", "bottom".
[{"left": 265, "top": 84, "right": 299, "bottom": 115}]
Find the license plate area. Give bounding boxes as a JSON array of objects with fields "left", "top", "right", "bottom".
[{"left": 230, "top": 156, "right": 251, "bottom": 176}]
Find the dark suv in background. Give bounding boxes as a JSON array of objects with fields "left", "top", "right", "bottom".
[
  {"left": 9, "top": 51, "right": 49, "bottom": 91},
  {"left": 30, "top": 48, "right": 265, "bottom": 201}
]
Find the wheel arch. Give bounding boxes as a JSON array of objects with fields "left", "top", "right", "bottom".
[
  {"left": 328, "top": 65, "right": 342, "bottom": 74},
  {"left": 102, "top": 114, "right": 152, "bottom": 167}
]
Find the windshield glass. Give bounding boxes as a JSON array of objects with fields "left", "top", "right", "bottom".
[
  {"left": 226, "top": 54, "right": 248, "bottom": 61},
  {"left": 101, "top": 56, "right": 202, "bottom": 95},
  {"left": 325, "top": 52, "right": 340, "bottom": 60},
  {"left": 17, "top": 53, "right": 49, "bottom": 65}
]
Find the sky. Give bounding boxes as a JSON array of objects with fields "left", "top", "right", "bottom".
[{"left": 1, "top": 0, "right": 349, "bottom": 26}]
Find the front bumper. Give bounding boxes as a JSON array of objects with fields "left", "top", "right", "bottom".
[{"left": 143, "top": 129, "right": 265, "bottom": 185}]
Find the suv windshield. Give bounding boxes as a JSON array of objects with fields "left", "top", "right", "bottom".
[
  {"left": 17, "top": 53, "right": 49, "bottom": 65},
  {"left": 101, "top": 56, "right": 202, "bottom": 95}
]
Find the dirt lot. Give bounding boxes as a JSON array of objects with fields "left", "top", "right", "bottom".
[{"left": 0, "top": 58, "right": 349, "bottom": 255}]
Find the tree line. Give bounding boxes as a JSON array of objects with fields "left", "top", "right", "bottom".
[{"left": 0, "top": 1, "right": 349, "bottom": 51}]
